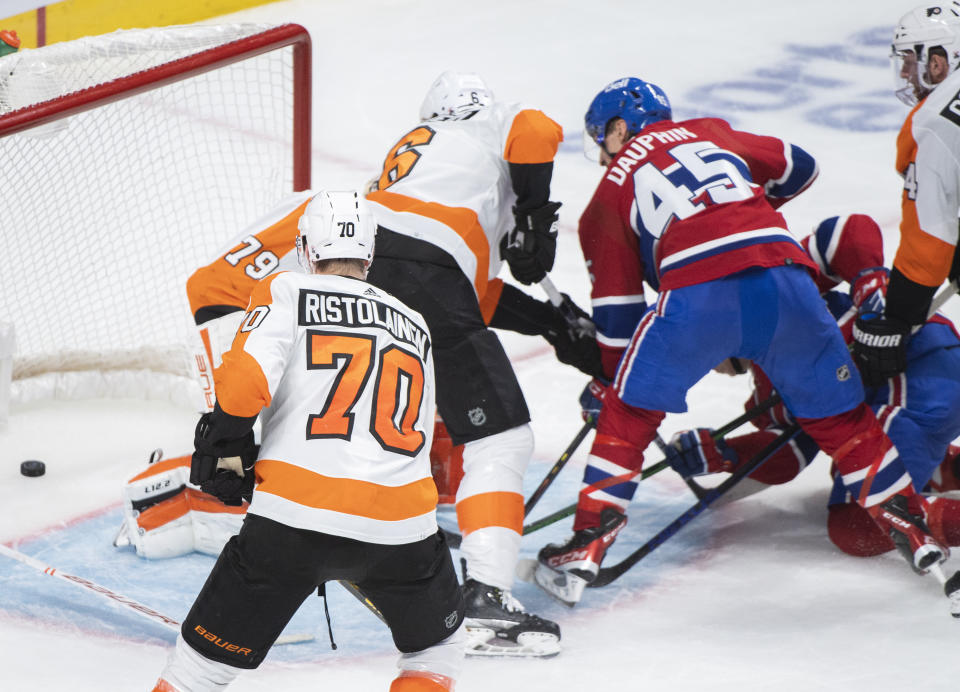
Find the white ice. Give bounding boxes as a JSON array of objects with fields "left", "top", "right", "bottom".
[{"left": 2, "top": 1, "right": 958, "bottom": 690}]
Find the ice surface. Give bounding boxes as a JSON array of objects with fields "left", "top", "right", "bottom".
[{"left": 2, "top": 1, "right": 957, "bottom": 690}]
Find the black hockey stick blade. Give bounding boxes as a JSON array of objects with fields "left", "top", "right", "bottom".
[{"left": 588, "top": 423, "right": 801, "bottom": 588}]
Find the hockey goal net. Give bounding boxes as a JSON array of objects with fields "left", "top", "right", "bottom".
[{"left": 0, "top": 23, "right": 311, "bottom": 408}]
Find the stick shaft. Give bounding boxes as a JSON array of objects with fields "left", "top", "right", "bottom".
[{"left": 0, "top": 542, "right": 179, "bottom": 631}]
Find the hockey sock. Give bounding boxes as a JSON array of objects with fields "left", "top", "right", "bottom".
[
  {"left": 827, "top": 502, "right": 894, "bottom": 557},
  {"left": 573, "top": 396, "right": 662, "bottom": 531},
  {"left": 925, "top": 496, "right": 960, "bottom": 547},
  {"left": 725, "top": 429, "right": 818, "bottom": 485},
  {"left": 800, "top": 404, "right": 911, "bottom": 508},
  {"left": 927, "top": 444, "right": 960, "bottom": 494}
]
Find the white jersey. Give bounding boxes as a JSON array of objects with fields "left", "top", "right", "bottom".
[
  {"left": 894, "top": 67, "right": 960, "bottom": 287},
  {"left": 366, "top": 102, "right": 562, "bottom": 301},
  {"left": 215, "top": 271, "right": 438, "bottom": 545}
]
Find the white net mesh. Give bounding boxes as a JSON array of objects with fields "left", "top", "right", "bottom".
[{"left": 0, "top": 24, "right": 308, "bottom": 403}]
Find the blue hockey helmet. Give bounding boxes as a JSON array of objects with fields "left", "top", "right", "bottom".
[{"left": 584, "top": 77, "right": 672, "bottom": 148}]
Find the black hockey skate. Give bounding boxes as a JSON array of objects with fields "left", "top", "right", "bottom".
[
  {"left": 534, "top": 507, "right": 626, "bottom": 606},
  {"left": 868, "top": 493, "right": 948, "bottom": 574},
  {"left": 462, "top": 578, "right": 561, "bottom": 658}
]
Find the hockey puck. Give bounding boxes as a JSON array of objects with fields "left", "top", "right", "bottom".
[{"left": 20, "top": 460, "right": 46, "bottom": 477}]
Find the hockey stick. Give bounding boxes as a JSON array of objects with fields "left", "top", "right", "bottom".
[
  {"left": 540, "top": 275, "right": 596, "bottom": 338},
  {"left": 442, "top": 420, "right": 595, "bottom": 550},
  {"left": 337, "top": 580, "right": 386, "bottom": 623},
  {"left": 0, "top": 542, "right": 313, "bottom": 645},
  {"left": 520, "top": 392, "right": 785, "bottom": 537},
  {"left": 586, "top": 423, "right": 801, "bottom": 588},
  {"left": 930, "top": 277, "right": 960, "bottom": 316},
  {"left": 524, "top": 418, "right": 595, "bottom": 517}
]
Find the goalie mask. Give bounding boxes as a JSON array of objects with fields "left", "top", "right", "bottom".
[
  {"left": 891, "top": 3, "right": 960, "bottom": 105},
  {"left": 296, "top": 190, "right": 376, "bottom": 269},
  {"left": 419, "top": 70, "right": 493, "bottom": 121},
  {"left": 583, "top": 77, "right": 672, "bottom": 162}
]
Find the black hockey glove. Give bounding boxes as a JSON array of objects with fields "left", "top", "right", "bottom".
[
  {"left": 543, "top": 295, "right": 604, "bottom": 379},
  {"left": 500, "top": 201, "right": 561, "bottom": 285},
  {"left": 191, "top": 411, "right": 258, "bottom": 506},
  {"left": 851, "top": 313, "right": 910, "bottom": 387}
]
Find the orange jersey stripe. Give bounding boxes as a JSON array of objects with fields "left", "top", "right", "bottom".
[
  {"left": 894, "top": 210, "right": 955, "bottom": 286},
  {"left": 477, "top": 278, "right": 504, "bottom": 325},
  {"left": 895, "top": 103, "right": 921, "bottom": 175},
  {"left": 367, "top": 189, "right": 490, "bottom": 296},
  {"left": 456, "top": 490, "right": 524, "bottom": 535},
  {"left": 213, "top": 274, "right": 281, "bottom": 417},
  {"left": 254, "top": 458, "right": 439, "bottom": 521},
  {"left": 503, "top": 109, "right": 563, "bottom": 164},
  {"left": 185, "top": 199, "right": 309, "bottom": 317},
  {"left": 137, "top": 488, "right": 246, "bottom": 532},
  {"left": 127, "top": 454, "right": 190, "bottom": 483}
]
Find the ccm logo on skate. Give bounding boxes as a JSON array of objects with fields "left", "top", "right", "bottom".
[
  {"left": 193, "top": 625, "right": 253, "bottom": 656},
  {"left": 547, "top": 549, "right": 590, "bottom": 567},
  {"left": 880, "top": 511, "right": 912, "bottom": 531}
]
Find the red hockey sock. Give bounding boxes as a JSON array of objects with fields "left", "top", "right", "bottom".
[
  {"left": 925, "top": 496, "right": 960, "bottom": 547},
  {"left": 573, "top": 395, "right": 663, "bottom": 532},
  {"left": 927, "top": 444, "right": 960, "bottom": 494},
  {"left": 827, "top": 502, "right": 894, "bottom": 557},
  {"left": 726, "top": 430, "right": 804, "bottom": 485}
]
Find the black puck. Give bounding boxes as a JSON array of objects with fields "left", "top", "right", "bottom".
[{"left": 20, "top": 460, "right": 46, "bottom": 477}]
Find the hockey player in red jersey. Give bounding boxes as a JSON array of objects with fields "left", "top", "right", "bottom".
[
  {"left": 535, "top": 77, "right": 949, "bottom": 604},
  {"left": 662, "top": 213, "right": 960, "bottom": 562},
  {"left": 152, "top": 191, "right": 465, "bottom": 692},
  {"left": 853, "top": 4, "right": 960, "bottom": 385},
  {"left": 361, "top": 70, "right": 601, "bottom": 656}
]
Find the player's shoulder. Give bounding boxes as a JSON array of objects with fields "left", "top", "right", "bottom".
[
  {"left": 249, "top": 269, "right": 298, "bottom": 302},
  {"left": 915, "top": 71, "right": 960, "bottom": 136},
  {"left": 674, "top": 116, "right": 732, "bottom": 134},
  {"left": 361, "top": 281, "right": 431, "bottom": 334}
]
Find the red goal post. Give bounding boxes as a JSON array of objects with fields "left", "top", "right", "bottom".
[{"left": 0, "top": 23, "right": 311, "bottom": 408}]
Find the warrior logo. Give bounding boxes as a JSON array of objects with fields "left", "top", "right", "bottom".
[
  {"left": 836, "top": 364, "right": 851, "bottom": 382},
  {"left": 467, "top": 407, "right": 487, "bottom": 426}
]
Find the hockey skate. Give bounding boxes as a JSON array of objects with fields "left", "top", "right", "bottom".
[
  {"left": 534, "top": 507, "right": 626, "bottom": 606},
  {"left": 462, "top": 579, "right": 561, "bottom": 658},
  {"left": 868, "top": 493, "right": 949, "bottom": 574}
]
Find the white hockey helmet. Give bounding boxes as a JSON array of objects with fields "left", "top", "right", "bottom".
[
  {"left": 891, "top": 3, "right": 960, "bottom": 104},
  {"left": 296, "top": 190, "right": 376, "bottom": 269},
  {"left": 418, "top": 70, "right": 493, "bottom": 121}
]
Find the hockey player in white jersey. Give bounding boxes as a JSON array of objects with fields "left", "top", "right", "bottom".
[
  {"left": 854, "top": 3, "right": 960, "bottom": 383},
  {"left": 152, "top": 191, "right": 465, "bottom": 692},
  {"left": 365, "top": 71, "right": 576, "bottom": 657}
]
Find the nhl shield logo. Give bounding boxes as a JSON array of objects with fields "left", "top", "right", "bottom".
[
  {"left": 836, "top": 364, "right": 851, "bottom": 382},
  {"left": 467, "top": 407, "right": 487, "bottom": 426},
  {"left": 444, "top": 610, "right": 459, "bottom": 629}
]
